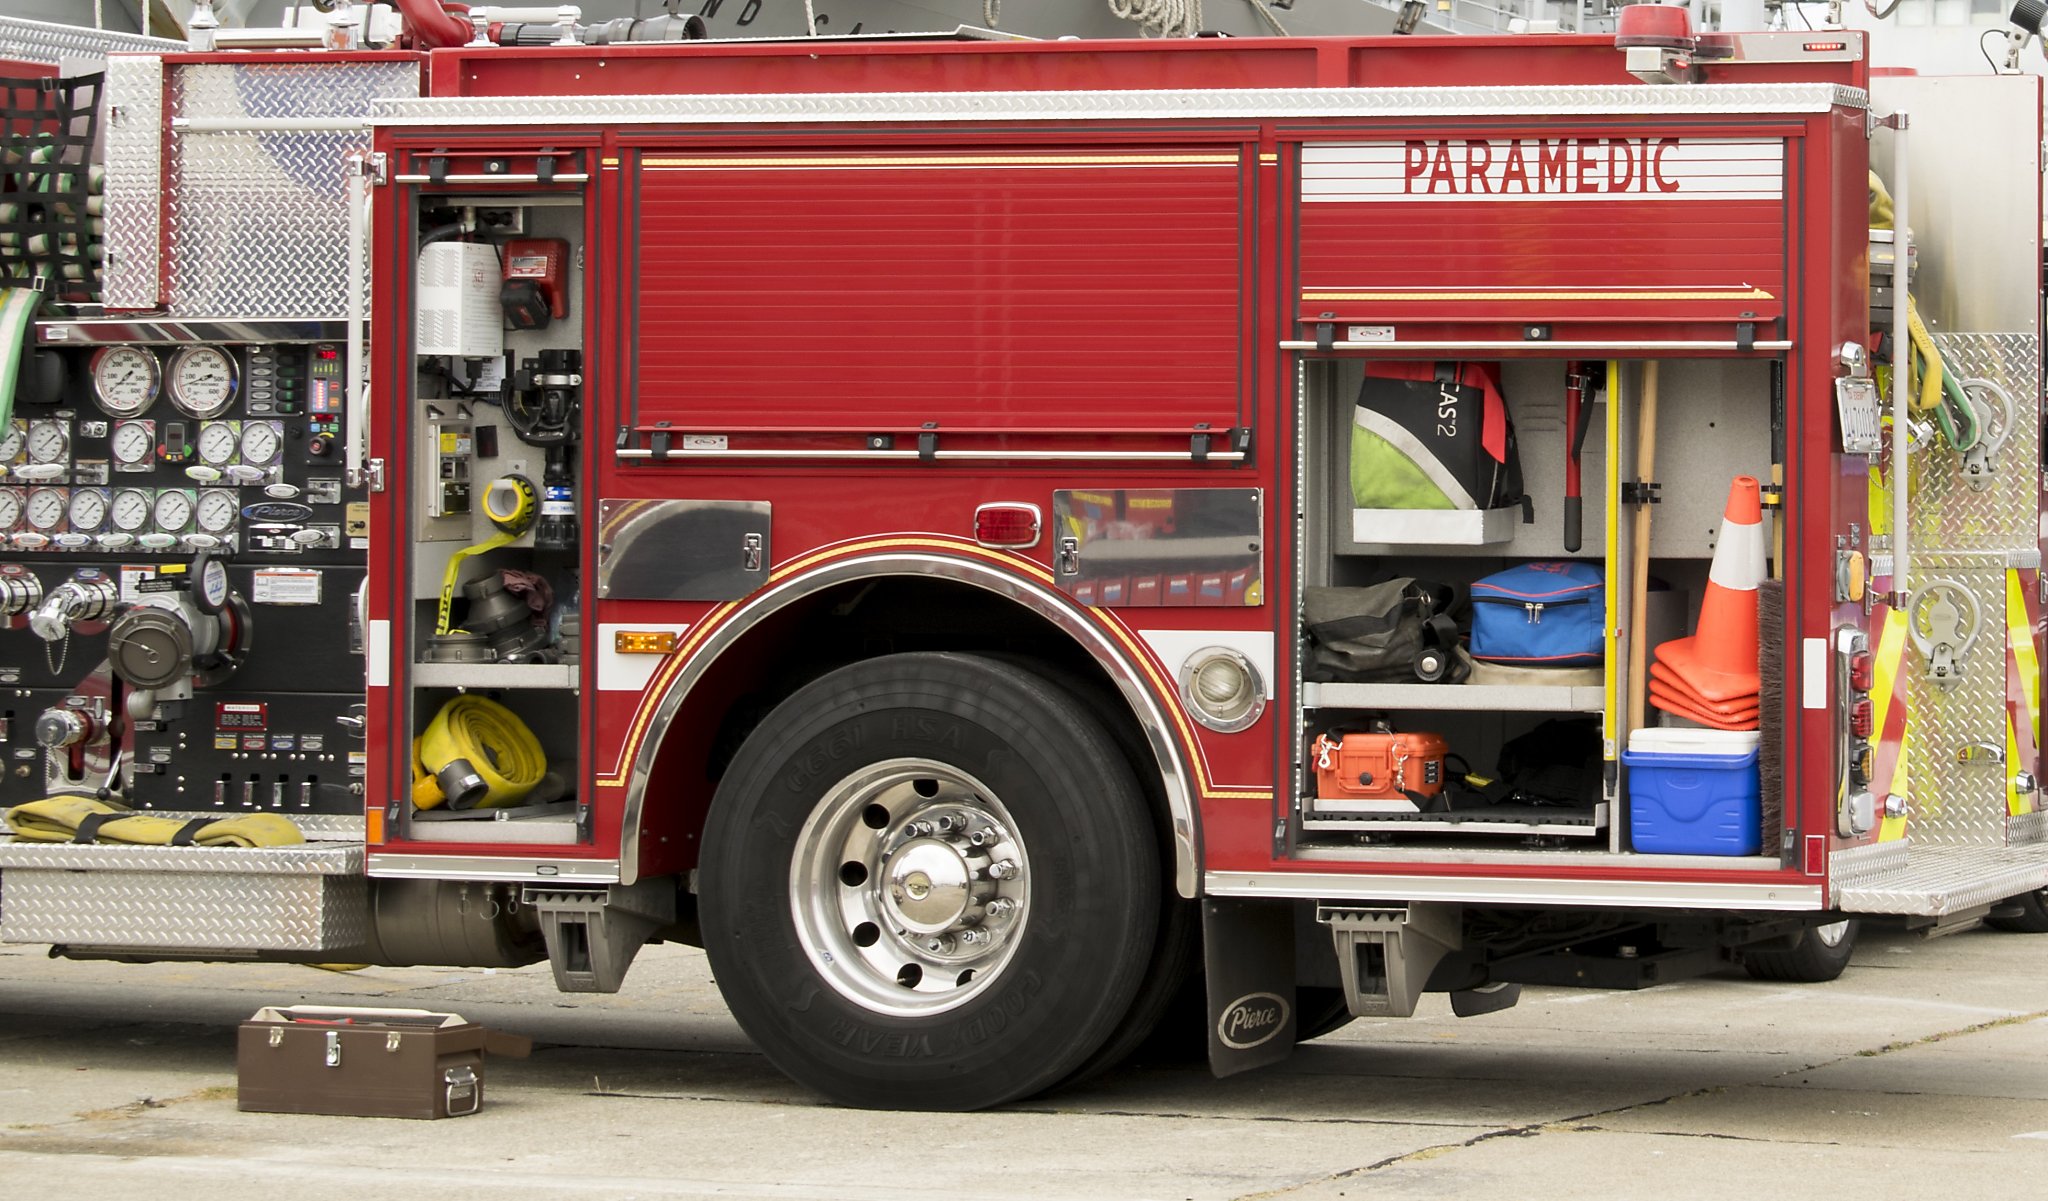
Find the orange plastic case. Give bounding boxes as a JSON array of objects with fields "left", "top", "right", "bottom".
[{"left": 1312, "top": 730, "right": 1449, "bottom": 806}]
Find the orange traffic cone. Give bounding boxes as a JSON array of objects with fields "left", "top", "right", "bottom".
[
  {"left": 1649, "top": 662, "right": 1758, "bottom": 717},
  {"left": 1652, "top": 477, "right": 1766, "bottom": 703},
  {"left": 1648, "top": 681, "right": 1760, "bottom": 730}
]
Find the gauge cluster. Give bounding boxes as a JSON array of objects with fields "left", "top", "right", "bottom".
[
  {"left": 1, "top": 336, "right": 370, "bottom": 815},
  {"left": 0, "top": 342, "right": 352, "bottom": 556}
]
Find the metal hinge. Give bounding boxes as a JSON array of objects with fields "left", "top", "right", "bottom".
[
  {"left": 367, "top": 151, "right": 389, "bottom": 186},
  {"left": 362, "top": 458, "right": 386, "bottom": 493}
]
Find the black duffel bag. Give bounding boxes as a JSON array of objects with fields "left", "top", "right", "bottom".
[{"left": 1303, "top": 580, "right": 1467, "bottom": 684}]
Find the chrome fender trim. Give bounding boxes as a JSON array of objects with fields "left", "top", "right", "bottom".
[{"left": 619, "top": 552, "right": 1201, "bottom": 897}]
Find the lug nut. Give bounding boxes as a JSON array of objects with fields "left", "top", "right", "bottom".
[
  {"left": 987, "top": 859, "right": 1019, "bottom": 881},
  {"left": 959, "top": 928, "right": 991, "bottom": 946},
  {"left": 925, "top": 935, "right": 955, "bottom": 954},
  {"left": 986, "top": 898, "right": 1017, "bottom": 921}
]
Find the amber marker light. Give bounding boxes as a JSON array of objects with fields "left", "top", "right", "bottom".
[{"left": 615, "top": 630, "right": 679, "bottom": 655}]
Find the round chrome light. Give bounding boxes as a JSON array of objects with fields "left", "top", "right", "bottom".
[{"left": 1179, "top": 647, "right": 1265, "bottom": 733}]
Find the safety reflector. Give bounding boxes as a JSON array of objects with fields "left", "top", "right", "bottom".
[
  {"left": 1850, "top": 651, "right": 1873, "bottom": 694},
  {"left": 614, "top": 630, "right": 679, "bottom": 655},
  {"left": 974, "top": 503, "right": 1042, "bottom": 549},
  {"left": 1850, "top": 698, "right": 1874, "bottom": 739},
  {"left": 1850, "top": 744, "right": 1874, "bottom": 787},
  {"left": 365, "top": 807, "right": 385, "bottom": 845}
]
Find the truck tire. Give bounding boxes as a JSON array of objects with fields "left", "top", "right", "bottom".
[
  {"left": 1742, "top": 918, "right": 1859, "bottom": 983},
  {"left": 700, "top": 652, "right": 1159, "bottom": 1110},
  {"left": 1987, "top": 889, "right": 2048, "bottom": 933}
]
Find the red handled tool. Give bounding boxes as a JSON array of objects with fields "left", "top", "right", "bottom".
[{"left": 1562, "top": 362, "right": 1595, "bottom": 553}]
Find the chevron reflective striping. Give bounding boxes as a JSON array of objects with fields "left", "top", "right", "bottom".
[
  {"left": 1871, "top": 606, "right": 1912, "bottom": 843},
  {"left": 2005, "top": 570, "right": 2041, "bottom": 817}
]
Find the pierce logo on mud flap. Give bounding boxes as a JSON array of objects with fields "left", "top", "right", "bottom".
[{"left": 1217, "top": 992, "right": 1290, "bottom": 1050}]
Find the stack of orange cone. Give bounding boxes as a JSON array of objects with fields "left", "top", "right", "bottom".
[{"left": 1649, "top": 477, "right": 1764, "bottom": 731}]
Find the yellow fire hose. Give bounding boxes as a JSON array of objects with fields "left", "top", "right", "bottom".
[
  {"left": 434, "top": 475, "right": 538, "bottom": 637},
  {"left": 1868, "top": 171, "right": 1979, "bottom": 452},
  {"left": 411, "top": 694, "right": 547, "bottom": 810},
  {"left": 3, "top": 796, "right": 305, "bottom": 846}
]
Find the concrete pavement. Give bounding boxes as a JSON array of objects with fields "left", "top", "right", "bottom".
[{"left": 1, "top": 921, "right": 2044, "bottom": 1200}]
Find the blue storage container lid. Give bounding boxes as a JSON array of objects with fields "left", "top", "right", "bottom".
[{"left": 1622, "top": 746, "right": 1761, "bottom": 770}]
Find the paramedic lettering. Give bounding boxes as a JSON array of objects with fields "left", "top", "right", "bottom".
[
  {"left": 1300, "top": 138, "right": 1785, "bottom": 203},
  {"left": 1403, "top": 138, "right": 1678, "bottom": 195}
]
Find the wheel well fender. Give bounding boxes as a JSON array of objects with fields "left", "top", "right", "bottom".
[{"left": 620, "top": 553, "right": 1202, "bottom": 897}]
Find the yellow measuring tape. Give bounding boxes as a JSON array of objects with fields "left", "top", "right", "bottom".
[{"left": 434, "top": 475, "right": 537, "bottom": 637}]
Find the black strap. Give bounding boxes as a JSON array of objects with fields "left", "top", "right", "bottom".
[
  {"left": 71, "top": 812, "right": 119, "bottom": 844},
  {"left": 170, "top": 818, "right": 213, "bottom": 847}
]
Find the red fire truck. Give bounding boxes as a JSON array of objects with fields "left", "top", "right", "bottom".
[{"left": 2, "top": 7, "right": 2045, "bottom": 1112}]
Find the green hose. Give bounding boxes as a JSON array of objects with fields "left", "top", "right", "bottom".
[{"left": 0, "top": 286, "right": 44, "bottom": 435}]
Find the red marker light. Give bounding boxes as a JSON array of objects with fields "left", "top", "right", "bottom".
[
  {"left": 974, "top": 503, "right": 1041, "bottom": 549},
  {"left": 1850, "top": 698, "right": 1874, "bottom": 739},
  {"left": 1850, "top": 651, "right": 1873, "bottom": 693},
  {"left": 1804, "top": 40, "right": 1847, "bottom": 51}
]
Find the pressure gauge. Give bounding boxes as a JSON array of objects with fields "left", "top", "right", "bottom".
[
  {"left": 26, "top": 419, "right": 68, "bottom": 464},
  {"left": 89, "top": 345, "right": 161, "bottom": 417},
  {"left": 25, "top": 487, "right": 66, "bottom": 531},
  {"left": 109, "top": 488, "right": 152, "bottom": 532},
  {"left": 166, "top": 346, "right": 239, "bottom": 419},
  {"left": 0, "top": 422, "right": 22, "bottom": 463},
  {"left": 0, "top": 488, "right": 20, "bottom": 529},
  {"left": 67, "top": 488, "right": 108, "bottom": 532},
  {"left": 196, "top": 489, "right": 238, "bottom": 534},
  {"left": 152, "top": 489, "right": 193, "bottom": 532},
  {"left": 197, "top": 421, "right": 239, "bottom": 466},
  {"left": 239, "top": 421, "right": 282, "bottom": 466},
  {"left": 110, "top": 420, "right": 155, "bottom": 468}
]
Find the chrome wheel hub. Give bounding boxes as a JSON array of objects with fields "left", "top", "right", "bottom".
[{"left": 790, "top": 758, "right": 1030, "bottom": 1016}]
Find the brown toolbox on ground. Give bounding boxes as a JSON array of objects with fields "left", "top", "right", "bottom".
[{"left": 237, "top": 1005, "right": 532, "bottom": 1119}]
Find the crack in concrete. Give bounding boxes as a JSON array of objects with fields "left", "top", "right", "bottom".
[{"left": 1230, "top": 1003, "right": 2048, "bottom": 1200}]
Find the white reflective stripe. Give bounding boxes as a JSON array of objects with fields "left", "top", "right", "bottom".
[
  {"left": 1138, "top": 629, "right": 1276, "bottom": 702},
  {"left": 1803, "top": 638, "right": 1829, "bottom": 709},
  {"left": 1706, "top": 519, "right": 1767, "bottom": 591},
  {"left": 366, "top": 619, "right": 390, "bottom": 688},
  {"left": 1352, "top": 405, "right": 1477, "bottom": 510}
]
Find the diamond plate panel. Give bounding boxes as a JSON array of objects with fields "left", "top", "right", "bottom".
[
  {"left": 0, "top": 839, "right": 361, "bottom": 873},
  {"left": 0, "top": 870, "right": 368, "bottom": 950},
  {"left": 1831, "top": 842, "right": 2048, "bottom": 916},
  {"left": 101, "top": 53, "right": 163, "bottom": 311},
  {"left": 372, "top": 82, "right": 1866, "bottom": 128},
  {"left": 166, "top": 59, "right": 417, "bottom": 319},
  {"left": 2012, "top": 809, "right": 2048, "bottom": 846},
  {"left": 0, "top": 16, "right": 181, "bottom": 65},
  {"left": 1903, "top": 557, "right": 2012, "bottom": 847},
  {"left": 1908, "top": 333, "right": 2040, "bottom": 555},
  {"left": 1829, "top": 838, "right": 1910, "bottom": 890}
]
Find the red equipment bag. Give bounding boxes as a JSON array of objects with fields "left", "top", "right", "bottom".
[{"left": 1312, "top": 729, "right": 1450, "bottom": 808}]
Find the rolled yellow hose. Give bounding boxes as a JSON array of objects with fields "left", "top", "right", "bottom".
[{"left": 411, "top": 694, "right": 546, "bottom": 810}]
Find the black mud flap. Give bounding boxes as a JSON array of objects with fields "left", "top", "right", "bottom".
[{"left": 1203, "top": 897, "right": 1297, "bottom": 1078}]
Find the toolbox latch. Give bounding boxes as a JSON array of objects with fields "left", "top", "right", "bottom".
[
  {"left": 324, "top": 1029, "right": 342, "bottom": 1068},
  {"left": 444, "top": 1066, "right": 480, "bottom": 1116}
]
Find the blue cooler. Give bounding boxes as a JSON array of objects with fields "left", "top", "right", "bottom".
[{"left": 1622, "top": 731, "right": 1761, "bottom": 855}]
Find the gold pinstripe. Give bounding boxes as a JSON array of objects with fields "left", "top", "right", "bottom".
[
  {"left": 1301, "top": 287, "right": 1777, "bottom": 303},
  {"left": 594, "top": 536, "right": 1272, "bottom": 801}
]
